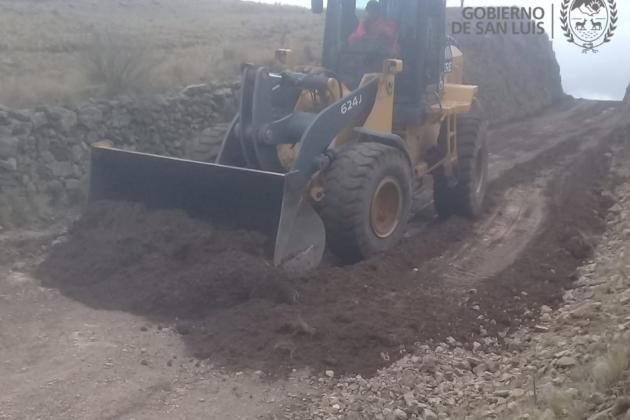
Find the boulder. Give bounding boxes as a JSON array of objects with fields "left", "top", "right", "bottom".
[
  {"left": 79, "top": 106, "right": 103, "bottom": 129},
  {"left": 0, "top": 157, "right": 17, "bottom": 171},
  {"left": 47, "top": 106, "right": 77, "bottom": 133},
  {"left": 49, "top": 161, "right": 73, "bottom": 178},
  {"left": 31, "top": 112, "right": 48, "bottom": 130},
  {"left": 0, "top": 136, "right": 18, "bottom": 158},
  {"left": 49, "top": 144, "right": 73, "bottom": 161}
]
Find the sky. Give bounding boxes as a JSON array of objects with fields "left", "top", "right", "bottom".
[{"left": 249, "top": 0, "right": 630, "bottom": 100}]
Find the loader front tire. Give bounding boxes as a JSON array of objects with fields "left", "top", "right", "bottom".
[
  {"left": 320, "top": 142, "right": 412, "bottom": 263},
  {"left": 188, "top": 123, "right": 229, "bottom": 163},
  {"left": 433, "top": 115, "right": 488, "bottom": 218}
]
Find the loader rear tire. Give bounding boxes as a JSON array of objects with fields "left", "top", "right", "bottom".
[
  {"left": 433, "top": 115, "right": 488, "bottom": 218},
  {"left": 188, "top": 123, "right": 229, "bottom": 163},
  {"left": 320, "top": 142, "right": 412, "bottom": 263}
]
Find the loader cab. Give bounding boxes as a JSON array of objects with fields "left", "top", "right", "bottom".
[{"left": 313, "top": 0, "right": 448, "bottom": 123}]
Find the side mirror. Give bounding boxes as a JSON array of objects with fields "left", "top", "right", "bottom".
[{"left": 311, "top": 0, "right": 323, "bottom": 14}]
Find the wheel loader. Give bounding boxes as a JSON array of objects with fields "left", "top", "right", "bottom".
[{"left": 89, "top": 0, "right": 489, "bottom": 275}]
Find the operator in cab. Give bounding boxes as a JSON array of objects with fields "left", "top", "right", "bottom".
[{"left": 348, "top": 0, "right": 399, "bottom": 55}]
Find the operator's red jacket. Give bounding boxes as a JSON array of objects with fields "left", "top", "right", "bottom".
[{"left": 348, "top": 17, "right": 399, "bottom": 55}]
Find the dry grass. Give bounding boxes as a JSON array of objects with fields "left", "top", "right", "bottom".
[
  {"left": 79, "top": 30, "right": 160, "bottom": 97},
  {"left": 592, "top": 344, "right": 629, "bottom": 388},
  {"left": 0, "top": 0, "right": 324, "bottom": 107}
]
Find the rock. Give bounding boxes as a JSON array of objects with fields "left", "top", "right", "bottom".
[
  {"left": 111, "top": 111, "right": 132, "bottom": 128},
  {"left": 485, "top": 360, "right": 498, "bottom": 373},
  {"left": 565, "top": 388, "right": 579, "bottom": 399},
  {"left": 12, "top": 122, "right": 31, "bottom": 135},
  {"left": 494, "top": 390, "right": 510, "bottom": 398},
  {"left": 570, "top": 302, "right": 599, "bottom": 319},
  {"left": 347, "top": 411, "right": 360, "bottom": 420},
  {"left": 541, "top": 408, "right": 556, "bottom": 420},
  {"left": 612, "top": 397, "right": 630, "bottom": 416},
  {"left": 453, "top": 359, "right": 471, "bottom": 370},
  {"left": 540, "top": 313, "right": 552, "bottom": 322},
  {"left": 87, "top": 131, "right": 100, "bottom": 144},
  {"left": 79, "top": 106, "right": 103, "bottom": 129},
  {"left": 0, "top": 157, "right": 17, "bottom": 171},
  {"left": 610, "top": 203, "right": 623, "bottom": 214},
  {"left": 50, "top": 161, "right": 73, "bottom": 178},
  {"left": 422, "top": 354, "right": 437, "bottom": 368},
  {"left": 510, "top": 388, "right": 525, "bottom": 398},
  {"left": 555, "top": 356, "right": 578, "bottom": 368},
  {"left": 48, "top": 179, "right": 64, "bottom": 193},
  {"left": 473, "top": 364, "right": 487, "bottom": 375},
  {"left": 422, "top": 409, "right": 437, "bottom": 420},
  {"left": 541, "top": 305, "right": 553, "bottom": 314},
  {"left": 600, "top": 190, "right": 617, "bottom": 209},
  {"left": 65, "top": 179, "right": 81, "bottom": 191},
  {"left": 506, "top": 338, "right": 523, "bottom": 352},
  {"left": 8, "top": 110, "right": 31, "bottom": 122},
  {"left": 325, "top": 370, "right": 334, "bottom": 378},
  {"left": 47, "top": 106, "right": 77, "bottom": 133},
  {"left": 140, "top": 359, "right": 148, "bottom": 366},
  {"left": 467, "top": 356, "right": 482, "bottom": 367},
  {"left": 403, "top": 391, "right": 418, "bottom": 407},
  {"left": 212, "top": 87, "right": 233, "bottom": 99},
  {"left": 539, "top": 382, "right": 558, "bottom": 402},
  {"left": 591, "top": 393, "right": 606, "bottom": 405},
  {"left": 534, "top": 325, "right": 550, "bottom": 332},
  {"left": 0, "top": 136, "right": 18, "bottom": 158},
  {"left": 71, "top": 145, "right": 83, "bottom": 161},
  {"left": 49, "top": 144, "right": 73, "bottom": 161},
  {"left": 183, "top": 84, "right": 210, "bottom": 96},
  {"left": 587, "top": 409, "right": 611, "bottom": 420},
  {"left": 31, "top": 112, "right": 48, "bottom": 130},
  {"left": 393, "top": 408, "right": 408, "bottom": 420},
  {"left": 12, "top": 261, "right": 26, "bottom": 271}
]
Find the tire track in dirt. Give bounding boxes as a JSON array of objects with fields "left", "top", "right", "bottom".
[
  {"left": 443, "top": 182, "right": 546, "bottom": 284},
  {"left": 412, "top": 99, "right": 623, "bottom": 285}
]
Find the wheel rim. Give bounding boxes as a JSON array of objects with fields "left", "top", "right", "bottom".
[
  {"left": 370, "top": 176, "right": 403, "bottom": 238},
  {"left": 474, "top": 147, "right": 485, "bottom": 195}
]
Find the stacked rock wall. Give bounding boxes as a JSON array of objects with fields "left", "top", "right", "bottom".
[{"left": 0, "top": 82, "right": 238, "bottom": 229}]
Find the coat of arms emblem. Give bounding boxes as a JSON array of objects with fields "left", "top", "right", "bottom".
[{"left": 560, "top": 0, "right": 618, "bottom": 53}]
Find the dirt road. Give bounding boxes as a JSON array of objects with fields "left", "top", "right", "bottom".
[{"left": 0, "top": 98, "right": 624, "bottom": 420}]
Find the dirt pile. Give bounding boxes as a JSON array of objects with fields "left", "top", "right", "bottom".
[
  {"left": 38, "top": 129, "right": 614, "bottom": 375},
  {"left": 447, "top": 9, "right": 564, "bottom": 124},
  {"left": 36, "top": 202, "right": 293, "bottom": 320}
]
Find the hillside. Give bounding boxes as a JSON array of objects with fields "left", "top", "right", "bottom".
[{"left": 0, "top": 0, "right": 563, "bottom": 124}]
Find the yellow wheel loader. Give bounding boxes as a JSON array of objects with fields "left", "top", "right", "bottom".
[{"left": 89, "top": 0, "right": 488, "bottom": 274}]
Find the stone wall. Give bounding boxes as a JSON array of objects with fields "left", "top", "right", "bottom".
[{"left": 0, "top": 82, "right": 238, "bottom": 230}]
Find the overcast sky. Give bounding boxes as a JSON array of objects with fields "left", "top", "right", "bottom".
[{"left": 249, "top": 0, "right": 630, "bottom": 100}]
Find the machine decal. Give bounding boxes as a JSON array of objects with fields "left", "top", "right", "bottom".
[{"left": 341, "top": 94, "right": 363, "bottom": 114}]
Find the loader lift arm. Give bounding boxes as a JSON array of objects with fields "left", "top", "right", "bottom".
[{"left": 218, "top": 65, "right": 380, "bottom": 178}]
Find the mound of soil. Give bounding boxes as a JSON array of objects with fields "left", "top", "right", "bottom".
[
  {"left": 38, "top": 137, "right": 617, "bottom": 375},
  {"left": 36, "top": 202, "right": 294, "bottom": 320}
]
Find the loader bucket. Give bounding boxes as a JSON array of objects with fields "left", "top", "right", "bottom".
[{"left": 89, "top": 146, "right": 325, "bottom": 275}]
